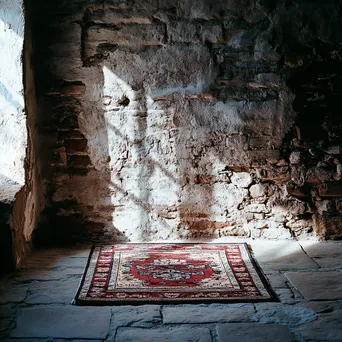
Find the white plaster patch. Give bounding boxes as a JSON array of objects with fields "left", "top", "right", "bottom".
[{"left": 0, "top": 1, "right": 26, "bottom": 184}]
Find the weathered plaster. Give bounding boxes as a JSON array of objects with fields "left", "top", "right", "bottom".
[
  {"left": 0, "top": 0, "right": 25, "bottom": 184},
  {"left": 31, "top": 0, "right": 342, "bottom": 242},
  {"left": 0, "top": 0, "right": 42, "bottom": 270}
]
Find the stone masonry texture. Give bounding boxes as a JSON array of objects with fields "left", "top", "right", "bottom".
[{"left": 27, "top": 0, "right": 342, "bottom": 243}]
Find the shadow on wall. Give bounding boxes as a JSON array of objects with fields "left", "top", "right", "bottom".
[
  {"left": 0, "top": 80, "right": 23, "bottom": 110},
  {"left": 283, "top": 43, "right": 342, "bottom": 239}
]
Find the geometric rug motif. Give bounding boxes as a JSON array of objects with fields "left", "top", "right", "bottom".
[{"left": 74, "top": 243, "right": 278, "bottom": 305}]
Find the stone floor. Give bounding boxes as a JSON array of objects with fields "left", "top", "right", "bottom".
[{"left": 1, "top": 239, "right": 342, "bottom": 342}]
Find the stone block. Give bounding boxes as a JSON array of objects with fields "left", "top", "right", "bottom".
[
  {"left": 244, "top": 219, "right": 268, "bottom": 232},
  {"left": 25, "top": 278, "right": 81, "bottom": 304},
  {"left": 245, "top": 204, "right": 268, "bottom": 213},
  {"left": 54, "top": 340, "right": 103, "bottom": 342},
  {"left": 249, "top": 183, "right": 268, "bottom": 198},
  {"left": 289, "top": 151, "right": 301, "bottom": 164},
  {"left": 301, "top": 300, "right": 342, "bottom": 314},
  {"left": 86, "top": 8, "right": 152, "bottom": 25},
  {"left": 290, "top": 165, "right": 306, "bottom": 186},
  {"left": 2, "top": 339, "right": 47, "bottom": 342},
  {"left": 262, "top": 228, "right": 292, "bottom": 240},
  {"left": 253, "top": 38, "right": 280, "bottom": 61},
  {"left": 296, "top": 311, "right": 342, "bottom": 341},
  {"left": 198, "top": 21, "right": 223, "bottom": 43},
  {"left": 315, "top": 200, "right": 334, "bottom": 214},
  {"left": 249, "top": 240, "right": 319, "bottom": 271},
  {"left": 299, "top": 241, "right": 342, "bottom": 260},
  {"left": 264, "top": 272, "right": 287, "bottom": 288},
  {"left": 217, "top": 323, "right": 296, "bottom": 342},
  {"left": 319, "top": 215, "right": 342, "bottom": 239},
  {"left": 115, "top": 326, "right": 212, "bottom": 342},
  {"left": 111, "top": 305, "right": 162, "bottom": 328},
  {"left": 306, "top": 167, "right": 332, "bottom": 184},
  {"left": 247, "top": 136, "right": 274, "bottom": 150},
  {"left": 167, "top": 21, "right": 198, "bottom": 43},
  {"left": 230, "top": 172, "right": 252, "bottom": 188},
  {"left": 323, "top": 145, "right": 342, "bottom": 155},
  {"left": 286, "top": 183, "right": 307, "bottom": 197},
  {"left": 318, "top": 182, "right": 342, "bottom": 197},
  {"left": 253, "top": 303, "right": 317, "bottom": 326},
  {"left": 0, "top": 317, "right": 12, "bottom": 333},
  {"left": 7, "top": 267, "right": 82, "bottom": 282},
  {"left": 286, "top": 219, "right": 314, "bottom": 239},
  {"left": 0, "top": 285, "right": 28, "bottom": 304},
  {"left": 285, "top": 271, "right": 342, "bottom": 300},
  {"left": 0, "top": 305, "right": 16, "bottom": 332},
  {"left": 335, "top": 163, "right": 342, "bottom": 180},
  {"left": 11, "top": 306, "right": 111, "bottom": 339},
  {"left": 85, "top": 23, "right": 165, "bottom": 51},
  {"left": 256, "top": 167, "right": 290, "bottom": 183},
  {"left": 163, "top": 304, "right": 255, "bottom": 324},
  {"left": 253, "top": 73, "right": 282, "bottom": 87}
]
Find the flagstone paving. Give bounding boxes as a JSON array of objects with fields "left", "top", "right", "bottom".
[{"left": 0, "top": 239, "right": 342, "bottom": 342}]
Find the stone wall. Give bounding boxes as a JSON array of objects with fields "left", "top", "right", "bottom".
[
  {"left": 0, "top": 0, "right": 42, "bottom": 271},
  {"left": 30, "top": 0, "right": 342, "bottom": 242},
  {"left": 0, "top": 0, "right": 26, "bottom": 185}
]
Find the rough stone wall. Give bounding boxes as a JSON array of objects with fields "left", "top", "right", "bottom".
[
  {"left": 0, "top": 0, "right": 42, "bottom": 272},
  {"left": 283, "top": 50, "right": 342, "bottom": 239},
  {"left": 0, "top": 0, "right": 28, "bottom": 271},
  {"left": 0, "top": 0, "right": 37, "bottom": 272},
  {"left": 31, "top": 0, "right": 342, "bottom": 242},
  {"left": 21, "top": 0, "right": 44, "bottom": 255}
]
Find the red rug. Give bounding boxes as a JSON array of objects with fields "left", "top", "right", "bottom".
[{"left": 74, "top": 243, "right": 277, "bottom": 305}]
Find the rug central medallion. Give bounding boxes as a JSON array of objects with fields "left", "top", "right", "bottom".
[
  {"left": 128, "top": 253, "right": 214, "bottom": 286},
  {"left": 75, "top": 243, "right": 277, "bottom": 305}
]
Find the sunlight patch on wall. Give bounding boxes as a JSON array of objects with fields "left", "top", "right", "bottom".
[
  {"left": 0, "top": 7, "right": 26, "bottom": 184},
  {"left": 102, "top": 66, "right": 181, "bottom": 240}
]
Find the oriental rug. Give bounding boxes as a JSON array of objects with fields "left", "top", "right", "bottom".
[{"left": 74, "top": 243, "right": 277, "bottom": 305}]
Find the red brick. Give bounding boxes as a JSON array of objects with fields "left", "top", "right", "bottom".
[
  {"left": 48, "top": 85, "right": 85, "bottom": 97},
  {"left": 59, "top": 116, "right": 79, "bottom": 129},
  {"left": 65, "top": 139, "right": 88, "bottom": 154},
  {"left": 286, "top": 184, "right": 308, "bottom": 197},
  {"left": 68, "top": 155, "right": 91, "bottom": 168}
]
